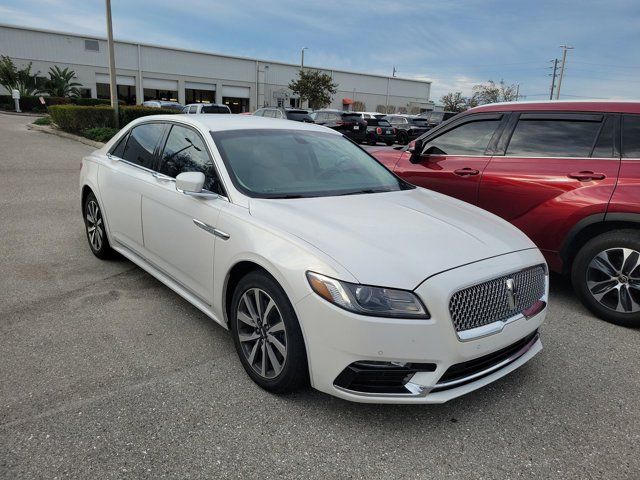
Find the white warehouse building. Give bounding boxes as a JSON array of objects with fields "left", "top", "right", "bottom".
[{"left": 0, "top": 24, "right": 433, "bottom": 113}]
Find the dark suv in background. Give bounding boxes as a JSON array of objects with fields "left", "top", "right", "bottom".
[
  {"left": 253, "top": 107, "right": 314, "bottom": 122},
  {"left": 386, "top": 115, "right": 430, "bottom": 144},
  {"left": 364, "top": 116, "right": 396, "bottom": 145},
  {"left": 372, "top": 101, "right": 640, "bottom": 327},
  {"left": 419, "top": 110, "right": 459, "bottom": 128},
  {"left": 311, "top": 110, "right": 368, "bottom": 142}
]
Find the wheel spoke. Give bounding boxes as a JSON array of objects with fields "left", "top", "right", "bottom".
[
  {"left": 254, "top": 289, "right": 263, "bottom": 320},
  {"left": 267, "top": 333, "right": 286, "bottom": 357},
  {"left": 237, "top": 311, "right": 256, "bottom": 328},
  {"left": 247, "top": 340, "right": 259, "bottom": 365},
  {"left": 590, "top": 284, "right": 618, "bottom": 303},
  {"left": 587, "top": 278, "right": 618, "bottom": 295},
  {"left": 265, "top": 343, "right": 282, "bottom": 374},
  {"left": 238, "top": 331, "right": 260, "bottom": 343},
  {"left": 243, "top": 293, "right": 259, "bottom": 322},
  {"left": 621, "top": 249, "right": 640, "bottom": 276},
  {"left": 263, "top": 299, "right": 276, "bottom": 321},
  {"left": 590, "top": 252, "right": 617, "bottom": 277},
  {"left": 260, "top": 341, "right": 267, "bottom": 376},
  {"left": 267, "top": 320, "right": 284, "bottom": 333}
]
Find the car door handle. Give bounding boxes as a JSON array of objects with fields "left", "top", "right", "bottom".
[
  {"left": 454, "top": 168, "right": 480, "bottom": 176},
  {"left": 152, "top": 172, "right": 175, "bottom": 182},
  {"left": 568, "top": 171, "right": 606, "bottom": 181}
]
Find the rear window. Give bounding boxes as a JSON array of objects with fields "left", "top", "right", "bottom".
[
  {"left": 287, "top": 112, "right": 312, "bottom": 122},
  {"left": 377, "top": 120, "right": 392, "bottom": 127},
  {"left": 202, "top": 105, "right": 229, "bottom": 114},
  {"left": 342, "top": 113, "right": 362, "bottom": 120},
  {"left": 507, "top": 116, "right": 602, "bottom": 157}
]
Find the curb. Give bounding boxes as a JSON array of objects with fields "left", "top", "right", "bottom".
[
  {"left": 28, "top": 123, "right": 105, "bottom": 149},
  {"left": 0, "top": 110, "right": 46, "bottom": 118}
]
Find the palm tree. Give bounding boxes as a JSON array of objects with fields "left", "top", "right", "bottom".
[
  {"left": 0, "top": 55, "right": 40, "bottom": 96},
  {"left": 43, "top": 66, "right": 82, "bottom": 97}
]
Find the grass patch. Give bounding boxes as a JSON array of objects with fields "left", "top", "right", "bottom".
[
  {"left": 82, "top": 127, "right": 119, "bottom": 143},
  {"left": 32, "top": 116, "right": 52, "bottom": 125}
]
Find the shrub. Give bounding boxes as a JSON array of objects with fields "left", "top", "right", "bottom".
[
  {"left": 0, "top": 95, "right": 114, "bottom": 111},
  {"left": 32, "top": 116, "right": 52, "bottom": 125},
  {"left": 48, "top": 105, "right": 115, "bottom": 132},
  {"left": 119, "top": 105, "right": 179, "bottom": 125},
  {"left": 82, "top": 127, "right": 119, "bottom": 143}
]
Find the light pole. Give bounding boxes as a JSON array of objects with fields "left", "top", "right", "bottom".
[
  {"left": 105, "top": 0, "right": 119, "bottom": 128},
  {"left": 556, "top": 45, "right": 574, "bottom": 100},
  {"left": 300, "top": 47, "right": 308, "bottom": 108}
]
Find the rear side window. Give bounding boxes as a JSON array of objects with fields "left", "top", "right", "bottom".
[
  {"left": 622, "top": 115, "right": 640, "bottom": 158},
  {"left": 591, "top": 116, "right": 615, "bottom": 158},
  {"left": 121, "top": 123, "right": 165, "bottom": 169},
  {"left": 507, "top": 117, "right": 602, "bottom": 157},
  {"left": 426, "top": 119, "right": 500, "bottom": 156},
  {"left": 110, "top": 132, "right": 129, "bottom": 158},
  {"left": 189, "top": 106, "right": 197, "bottom": 114}
]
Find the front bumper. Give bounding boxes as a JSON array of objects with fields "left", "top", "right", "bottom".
[{"left": 295, "top": 248, "right": 547, "bottom": 404}]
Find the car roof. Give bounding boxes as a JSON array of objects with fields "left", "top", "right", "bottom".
[
  {"left": 132, "top": 114, "right": 341, "bottom": 134},
  {"left": 186, "top": 103, "right": 227, "bottom": 107},
  {"left": 468, "top": 100, "right": 640, "bottom": 114}
]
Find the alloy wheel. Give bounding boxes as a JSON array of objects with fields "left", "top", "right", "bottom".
[
  {"left": 236, "top": 288, "right": 288, "bottom": 379},
  {"left": 586, "top": 247, "right": 640, "bottom": 313},
  {"left": 86, "top": 199, "right": 104, "bottom": 252}
]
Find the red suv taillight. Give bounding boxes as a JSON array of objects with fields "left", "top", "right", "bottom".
[{"left": 376, "top": 127, "right": 382, "bottom": 135}]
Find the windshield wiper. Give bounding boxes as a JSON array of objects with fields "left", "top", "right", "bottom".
[{"left": 338, "top": 188, "right": 392, "bottom": 196}]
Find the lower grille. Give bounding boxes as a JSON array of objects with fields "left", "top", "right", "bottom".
[
  {"left": 334, "top": 361, "right": 436, "bottom": 395},
  {"left": 449, "top": 264, "right": 546, "bottom": 333},
  {"left": 431, "top": 330, "right": 539, "bottom": 392}
]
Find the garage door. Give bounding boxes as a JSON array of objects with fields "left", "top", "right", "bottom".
[
  {"left": 95, "top": 74, "right": 135, "bottom": 86},
  {"left": 185, "top": 81, "right": 215, "bottom": 91},
  {"left": 222, "top": 85, "right": 250, "bottom": 99},
  {"left": 143, "top": 78, "right": 178, "bottom": 91}
]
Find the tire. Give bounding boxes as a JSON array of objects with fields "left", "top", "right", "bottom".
[
  {"left": 369, "top": 136, "right": 377, "bottom": 146},
  {"left": 230, "top": 271, "right": 309, "bottom": 393},
  {"left": 397, "top": 131, "right": 409, "bottom": 145},
  {"left": 571, "top": 229, "right": 640, "bottom": 328},
  {"left": 385, "top": 140, "right": 394, "bottom": 146},
  {"left": 83, "top": 191, "right": 114, "bottom": 259}
]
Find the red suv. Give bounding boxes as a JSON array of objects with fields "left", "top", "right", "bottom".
[{"left": 372, "top": 101, "right": 640, "bottom": 327}]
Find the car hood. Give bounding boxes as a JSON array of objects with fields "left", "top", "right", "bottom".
[{"left": 249, "top": 188, "right": 537, "bottom": 290}]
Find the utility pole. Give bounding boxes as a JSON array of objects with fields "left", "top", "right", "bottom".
[
  {"left": 392, "top": 66, "right": 397, "bottom": 77},
  {"left": 105, "top": 0, "right": 119, "bottom": 128},
  {"left": 556, "top": 45, "right": 574, "bottom": 100},
  {"left": 549, "top": 58, "right": 559, "bottom": 100},
  {"left": 515, "top": 83, "right": 520, "bottom": 101}
]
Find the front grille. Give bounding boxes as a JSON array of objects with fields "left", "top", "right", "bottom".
[{"left": 449, "top": 265, "right": 546, "bottom": 333}]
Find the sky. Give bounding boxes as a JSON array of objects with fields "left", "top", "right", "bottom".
[{"left": 1, "top": 0, "right": 639, "bottom": 102}]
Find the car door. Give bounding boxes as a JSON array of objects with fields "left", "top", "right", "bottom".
[
  {"left": 99, "top": 122, "right": 166, "bottom": 253},
  {"left": 140, "top": 122, "right": 226, "bottom": 304},
  {"left": 393, "top": 113, "right": 504, "bottom": 204},
  {"left": 607, "top": 114, "right": 640, "bottom": 217},
  {"left": 479, "top": 112, "right": 620, "bottom": 259}
]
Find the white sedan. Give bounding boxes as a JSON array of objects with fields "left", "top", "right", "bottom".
[{"left": 80, "top": 114, "right": 548, "bottom": 404}]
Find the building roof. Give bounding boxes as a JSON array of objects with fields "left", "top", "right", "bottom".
[
  {"left": 469, "top": 100, "right": 640, "bottom": 114},
  {"left": 0, "top": 23, "right": 431, "bottom": 85}
]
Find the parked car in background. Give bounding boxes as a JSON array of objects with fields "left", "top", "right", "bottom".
[
  {"left": 386, "top": 115, "right": 431, "bottom": 145},
  {"left": 371, "top": 101, "right": 640, "bottom": 327},
  {"left": 142, "top": 100, "right": 184, "bottom": 111},
  {"left": 80, "top": 114, "right": 547, "bottom": 403},
  {"left": 419, "top": 110, "right": 459, "bottom": 128},
  {"left": 182, "top": 103, "right": 231, "bottom": 114},
  {"left": 253, "top": 107, "right": 314, "bottom": 122},
  {"left": 364, "top": 116, "right": 396, "bottom": 145},
  {"left": 311, "top": 109, "right": 367, "bottom": 142}
]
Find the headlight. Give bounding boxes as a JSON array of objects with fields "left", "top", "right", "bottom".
[{"left": 306, "top": 271, "right": 429, "bottom": 319}]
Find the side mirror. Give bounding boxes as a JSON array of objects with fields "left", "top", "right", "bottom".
[
  {"left": 176, "top": 172, "right": 205, "bottom": 194},
  {"left": 409, "top": 139, "right": 423, "bottom": 163}
]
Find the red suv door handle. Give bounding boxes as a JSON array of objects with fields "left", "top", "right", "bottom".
[
  {"left": 568, "top": 171, "right": 606, "bottom": 181},
  {"left": 454, "top": 168, "right": 480, "bottom": 177}
]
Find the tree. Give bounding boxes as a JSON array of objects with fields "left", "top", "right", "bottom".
[
  {"left": 288, "top": 70, "right": 337, "bottom": 109},
  {"left": 397, "top": 106, "right": 407, "bottom": 114},
  {"left": 471, "top": 79, "right": 518, "bottom": 105},
  {"left": 43, "top": 66, "right": 82, "bottom": 97},
  {"left": 440, "top": 92, "right": 467, "bottom": 113},
  {"left": 352, "top": 100, "right": 366, "bottom": 111},
  {"left": 0, "top": 55, "right": 40, "bottom": 96}
]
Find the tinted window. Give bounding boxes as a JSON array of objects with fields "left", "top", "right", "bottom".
[
  {"left": 110, "top": 132, "right": 129, "bottom": 158},
  {"left": 202, "top": 105, "right": 229, "bottom": 114},
  {"left": 189, "top": 105, "right": 197, "bottom": 114},
  {"left": 591, "top": 116, "right": 615, "bottom": 158},
  {"left": 367, "top": 118, "right": 379, "bottom": 126},
  {"left": 342, "top": 113, "right": 361, "bottom": 121},
  {"left": 378, "top": 120, "right": 392, "bottom": 127},
  {"left": 426, "top": 119, "right": 500, "bottom": 156},
  {"left": 121, "top": 123, "right": 164, "bottom": 169},
  {"left": 507, "top": 118, "right": 602, "bottom": 157},
  {"left": 622, "top": 115, "right": 640, "bottom": 158},
  {"left": 287, "top": 112, "right": 312, "bottom": 122},
  {"left": 159, "top": 125, "right": 220, "bottom": 193},
  {"left": 409, "top": 118, "right": 429, "bottom": 126},
  {"left": 212, "top": 129, "right": 409, "bottom": 198}
]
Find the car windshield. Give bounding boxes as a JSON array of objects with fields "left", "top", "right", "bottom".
[{"left": 211, "top": 129, "right": 410, "bottom": 198}]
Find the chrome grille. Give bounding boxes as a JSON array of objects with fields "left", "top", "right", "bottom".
[{"left": 449, "top": 265, "right": 546, "bottom": 333}]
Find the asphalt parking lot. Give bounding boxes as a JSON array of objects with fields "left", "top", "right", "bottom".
[{"left": 1, "top": 113, "right": 639, "bottom": 479}]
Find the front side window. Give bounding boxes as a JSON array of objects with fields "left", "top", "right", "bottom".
[
  {"left": 212, "top": 129, "right": 410, "bottom": 198},
  {"left": 507, "top": 117, "right": 602, "bottom": 157},
  {"left": 425, "top": 119, "right": 500, "bottom": 156},
  {"left": 158, "top": 125, "right": 220, "bottom": 193},
  {"left": 622, "top": 115, "right": 640, "bottom": 158},
  {"left": 121, "top": 123, "right": 165, "bottom": 169}
]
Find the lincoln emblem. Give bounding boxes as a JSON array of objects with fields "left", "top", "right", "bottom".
[{"left": 506, "top": 278, "right": 518, "bottom": 310}]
